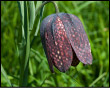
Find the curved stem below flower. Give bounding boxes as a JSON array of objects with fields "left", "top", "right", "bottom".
[{"left": 35, "top": 1, "right": 59, "bottom": 17}]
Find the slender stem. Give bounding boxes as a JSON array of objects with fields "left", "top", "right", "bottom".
[
  {"left": 35, "top": 1, "right": 59, "bottom": 17},
  {"left": 19, "top": 1, "right": 30, "bottom": 86}
]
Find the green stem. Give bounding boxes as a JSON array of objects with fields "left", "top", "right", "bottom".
[
  {"left": 19, "top": 1, "right": 30, "bottom": 86},
  {"left": 18, "top": 1, "right": 59, "bottom": 86},
  {"left": 1, "top": 64, "right": 12, "bottom": 87},
  {"left": 35, "top": 1, "right": 59, "bottom": 17}
]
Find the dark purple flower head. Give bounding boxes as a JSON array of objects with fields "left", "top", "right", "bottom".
[{"left": 40, "top": 13, "right": 93, "bottom": 73}]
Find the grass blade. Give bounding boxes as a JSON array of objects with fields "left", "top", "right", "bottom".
[
  {"left": 35, "top": 1, "right": 42, "bottom": 12},
  {"left": 31, "top": 48, "right": 46, "bottom": 60},
  {"left": 89, "top": 72, "right": 107, "bottom": 87},
  {"left": 19, "top": 1, "right": 30, "bottom": 86},
  {"left": 17, "top": 1, "right": 25, "bottom": 39},
  {"left": 35, "top": 1, "right": 44, "bottom": 36},
  {"left": 1, "top": 64, "right": 12, "bottom": 87},
  {"left": 30, "top": 1, "right": 45, "bottom": 47},
  {"left": 35, "top": 4, "right": 45, "bottom": 36},
  {"left": 29, "top": 59, "right": 34, "bottom": 76},
  {"left": 29, "top": 1, "right": 35, "bottom": 31},
  {"left": 17, "top": 1, "right": 24, "bottom": 25}
]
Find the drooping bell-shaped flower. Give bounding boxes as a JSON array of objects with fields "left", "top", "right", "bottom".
[{"left": 40, "top": 13, "right": 93, "bottom": 72}]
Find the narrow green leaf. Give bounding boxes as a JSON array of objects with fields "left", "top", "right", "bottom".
[
  {"left": 40, "top": 74, "right": 51, "bottom": 86},
  {"left": 31, "top": 48, "right": 46, "bottom": 61},
  {"left": 17, "top": 1, "right": 25, "bottom": 39},
  {"left": 1, "top": 64, "right": 12, "bottom": 87},
  {"left": 19, "top": 1, "right": 30, "bottom": 86},
  {"left": 30, "top": 1, "right": 45, "bottom": 47},
  {"left": 29, "top": 59, "right": 33, "bottom": 76},
  {"left": 17, "top": 1, "right": 24, "bottom": 24},
  {"left": 35, "top": 1, "right": 43, "bottom": 36},
  {"left": 24, "top": 1, "right": 30, "bottom": 74},
  {"left": 35, "top": 2, "right": 45, "bottom": 36},
  {"left": 24, "top": 1, "right": 28, "bottom": 41},
  {"left": 29, "top": 1, "right": 35, "bottom": 31},
  {"left": 89, "top": 72, "right": 107, "bottom": 87},
  {"left": 18, "top": 42, "right": 26, "bottom": 86},
  {"left": 35, "top": 1, "right": 42, "bottom": 12}
]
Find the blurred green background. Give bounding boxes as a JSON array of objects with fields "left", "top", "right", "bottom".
[{"left": 1, "top": 1, "right": 109, "bottom": 87}]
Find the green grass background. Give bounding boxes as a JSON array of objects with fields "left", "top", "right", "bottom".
[{"left": 1, "top": 1, "right": 109, "bottom": 87}]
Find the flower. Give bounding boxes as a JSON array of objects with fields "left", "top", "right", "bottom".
[{"left": 40, "top": 13, "right": 93, "bottom": 72}]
